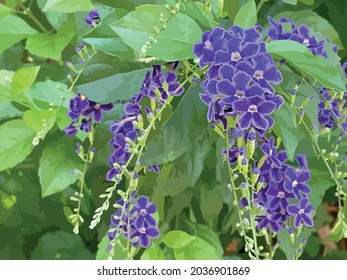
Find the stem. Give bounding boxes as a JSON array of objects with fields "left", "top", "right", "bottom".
[
  {"left": 68, "top": 51, "right": 98, "bottom": 92},
  {"left": 73, "top": 124, "right": 97, "bottom": 234},
  {"left": 17, "top": 5, "right": 51, "bottom": 35},
  {"left": 256, "top": 0, "right": 269, "bottom": 13}
]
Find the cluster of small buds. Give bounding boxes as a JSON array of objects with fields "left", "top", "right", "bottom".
[
  {"left": 193, "top": 25, "right": 283, "bottom": 134},
  {"left": 108, "top": 192, "right": 160, "bottom": 248},
  {"left": 106, "top": 65, "right": 184, "bottom": 181},
  {"left": 267, "top": 17, "right": 338, "bottom": 58},
  {"left": 64, "top": 93, "right": 113, "bottom": 137},
  {"left": 84, "top": 9, "right": 100, "bottom": 28}
]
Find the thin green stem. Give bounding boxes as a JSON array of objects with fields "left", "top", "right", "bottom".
[
  {"left": 68, "top": 51, "right": 98, "bottom": 92},
  {"left": 73, "top": 124, "right": 97, "bottom": 234},
  {"left": 17, "top": 5, "right": 51, "bottom": 35},
  {"left": 256, "top": 0, "right": 269, "bottom": 13}
]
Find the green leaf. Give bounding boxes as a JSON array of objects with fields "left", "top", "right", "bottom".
[
  {"left": 43, "top": 0, "right": 94, "bottom": 13},
  {"left": 266, "top": 40, "right": 347, "bottom": 91},
  {"left": 186, "top": 222, "right": 224, "bottom": 257},
  {"left": 141, "top": 243, "right": 166, "bottom": 260},
  {"left": 26, "top": 20, "right": 75, "bottom": 61},
  {"left": 0, "top": 14, "right": 37, "bottom": 54},
  {"left": 38, "top": 136, "right": 84, "bottom": 198},
  {"left": 76, "top": 68, "right": 150, "bottom": 104},
  {"left": 0, "top": 120, "right": 36, "bottom": 171},
  {"left": 272, "top": 102, "right": 306, "bottom": 161},
  {"left": 142, "top": 85, "right": 209, "bottom": 165},
  {"left": 37, "top": 0, "right": 68, "bottom": 30},
  {"left": 0, "top": 4, "right": 12, "bottom": 17},
  {"left": 82, "top": 8, "right": 135, "bottom": 60},
  {"left": 233, "top": 0, "right": 257, "bottom": 28},
  {"left": 281, "top": 0, "right": 298, "bottom": 5},
  {"left": 180, "top": 2, "right": 215, "bottom": 29},
  {"left": 299, "top": 0, "right": 314, "bottom": 4},
  {"left": 11, "top": 66, "right": 40, "bottom": 94},
  {"left": 110, "top": 5, "right": 202, "bottom": 61},
  {"left": 162, "top": 230, "right": 222, "bottom": 260},
  {"left": 23, "top": 108, "right": 56, "bottom": 140},
  {"left": 31, "top": 231, "right": 94, "bottom": 259}
]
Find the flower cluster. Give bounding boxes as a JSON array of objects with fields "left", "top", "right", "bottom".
[
  {"left": 317, "top": 63, "right": 347, "bottom": 134},
  {"left": 64, "top": 93, "right": 113, "bottom": 137},
  {"left": 107, "top": 65, "right": 184, "bottom": 181},
  {"left": 84, "top": 9, "right": 100, "bottom": 28},
  {"left": 267, "top": 17, "right": 338, "bottom": 58},
  {"left": 193, "top": 25, "right": 283, "bottom": 134},
  {"left": 256, "top": 138, "right": 314, "bottom": 231},
  {"left": 108, "top": 193, "right": 160, "bottom": 248}
]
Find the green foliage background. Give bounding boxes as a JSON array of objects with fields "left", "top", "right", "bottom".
[{"left": 0, "top": 0, "right": 347, "bottom": 260}]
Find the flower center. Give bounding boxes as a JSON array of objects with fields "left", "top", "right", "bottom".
[
  {"left": 254, "top": 70, "right": 264, "bottom": 79},
  {"left": 212, "top": 93, "right": 227, "bottom": 101},
  {"left": 140, "top": 209, "right": 147, "bottom": 216},
  {"left": 95, "top": 103, "right": 101, "bottom": 110},
  {"left": 278, "top": 191, "right": 285, "bottom": 198},
  {"left": 298, "top": 209, "right": 305, "bottom": 215},
  {"left": 235, "top": 90, "right": 245, "bottom": 99},
  {"left": 269, "top": 149, "right": 273, "bottom": 156},
  {"left": 303, "top": 39, "right": 310, "bottom": 46},
  {"left": 139, "top": 227, "right": 146, "bottom": 234},
  {"left": 248, "top": 104, "right": 258, "bottom": 113},
  {"left": 292, "top": 180, "right": 298, "bottom": 187},
  {"left": 231, "top": 51, "right": 241, "bottom": 62},
  {"left": 205, "top": 40, "right": 212, "bottom": 49}
]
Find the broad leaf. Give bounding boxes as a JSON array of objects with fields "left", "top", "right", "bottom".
[
  {"left": 142, "top": 85, "right": 209, "bottom": 165},
  {"left": 266, "top": 40, "right": 346, "bottom": 91},
  {"left": 162, "top": 230, "right": 222, "bottom": 260},
  {"left": 272, "top": 102, "right": 306, "bottom": 161},
  {"left": 110, "top": 5, "right": 202, "bottom": 61},
  {"left": 38, "top": 136, "right": 84, "bottom": 198},
  {"left": 0, "top": 14, "right": 37, "bottom": 54},
  {"left": 82, "top": 8, "right": 135, "bottom": 60},
  {"left": 141, "top": 243, "right": 166, "bottom": 260},
  {"left": 0, "top": 120, "right": 36, "bottom": 171},
  {"left": 11, "top": 66, "right": 41, "bottom": 94},
  {"left": 234, "top": 0, "right": 257, "bottom": 28},
  {"left": 26, "top": 20, "right": 75, "bottom": 61},
  {"left": 23, "top": 108, "right": 56, "bottom": 140},
  {"left": 43, "top": 0, "right": 94, "bottom": 13}
]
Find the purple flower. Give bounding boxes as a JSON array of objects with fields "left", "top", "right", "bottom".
[
  {"left": 64, "top": 122, "right": 78, "bottom": 137},
  {"left": 236, "top": 53, "right": 282, "bottom": 93},
  {"left": 284, "top": 166, "right": 311, "bottom": 199},
  {"left": 132, "top": 196, "right": 157, "bottom": 229},
  {"left": 82, "top": 101, "right": 113, "bottom": 122},
  {"left": 130, "top": 226, "right": 160, "bottom": 248},
  {"left": 232, "top": 96, "right": 276, "bottom": 131},
  {"left": 287, "top": 198, "right": 314, "bottom": 228},
  {"left": 84, "top": 9, "right": 100, "bottom": 28},
  {"left": 67, "top": 93, "right": 89, "bottom": 121},
  {"left": 108, "top": 195, "right": 160, "bottom": 249},
  {"left": 80, "top": 118, "right": 92, "bottom": 132},
  {"left": 266, "top": 181, "right": 294, "bottom": 210}
]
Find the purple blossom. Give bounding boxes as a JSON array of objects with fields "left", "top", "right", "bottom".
[
  {"left": 287, "top": 198, "right": 314, "bottom": 228},
  {"left": 232, "top": 96, "right": 276, "bottom": 131},
  {"left": 267, "top": 17, "right": 328, "bottom": 58},
  {"left": 82, "top": 101, "right": 113, "bottom": 122},
  {"left": 108, "top": 195, "right": 159, "bottom": 249},
  {"left": 84, "top": 9, "right": 100, "bottom": 28}
]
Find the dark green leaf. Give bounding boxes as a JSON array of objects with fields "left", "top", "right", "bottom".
[{"left": 31, "top": 231, "right": 94, "bottom": 259}]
